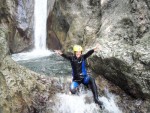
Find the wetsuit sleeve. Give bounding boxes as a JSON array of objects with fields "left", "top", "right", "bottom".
[
  {"left": 61, "top": 53, "right": 72, "bottom": 61},
  {"left": 83, "top": 49, "right": 94, "bottom": 59}
]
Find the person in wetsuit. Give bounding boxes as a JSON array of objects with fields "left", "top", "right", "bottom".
[{"left": 55, "top": 45, "right": 103, "bottom": 109}]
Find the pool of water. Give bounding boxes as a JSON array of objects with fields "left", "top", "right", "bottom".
[{"left": 17, "top": 54, "right": 72, "bottom": 77}]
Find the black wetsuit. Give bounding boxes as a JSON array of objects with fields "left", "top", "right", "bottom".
[
  {"left": 61, "top": 49, "right": 103, "bottom": 109},
  {"left": 61, "top": 49, "right": 94, "bottom": 81}
]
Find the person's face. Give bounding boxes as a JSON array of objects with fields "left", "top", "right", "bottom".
[{"left": 75, "top": 51, "right": 82, "bottom": 58}]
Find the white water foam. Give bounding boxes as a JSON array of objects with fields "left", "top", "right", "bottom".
[
  {"left": 12, "top": 49, "right": 53, "bottom": 61},
  {"left": 100, "top": 89, "right": 122, "bottom": 113},
  {"left": 53, "top": 91, "right": 100, "bottom": 113},
  {"left": 53, "top": 90, "right": 122, "bottom": 113}
]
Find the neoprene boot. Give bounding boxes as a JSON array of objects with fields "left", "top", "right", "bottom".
[{"left": 89, "top": 77, "right": 104, "bottom": 109}]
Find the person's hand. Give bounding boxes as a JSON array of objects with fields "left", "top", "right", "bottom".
[
  {"left": 54, "top": 50, "right": 63, "bottom": 55},
  {"left": 93, "top": 44, "right": 101, "bottom": 52}
]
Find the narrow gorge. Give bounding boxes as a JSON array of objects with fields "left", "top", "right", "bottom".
[{"left": 0, "top": 0, "right": 150, "bottom": 113}]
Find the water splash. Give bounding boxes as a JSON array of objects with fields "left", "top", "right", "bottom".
[
  {"left": 100, "top": 89, "right": 122, "bottom": 113},
  {"left": 53, "top": 89, "right": 122, "bottom": 113},
  {"left": 53, "top": 91, "right": 100, "bottom": 113}
]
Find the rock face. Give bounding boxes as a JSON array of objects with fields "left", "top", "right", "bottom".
[
  {"left": 0, "top": 56, "right": 49, "bottom": 113},
  {"left": 89, "top": 0, "right": 150, "bottom": 99},
  {"left": 47, "top": 0, "right": 101, "bottom": 51},
  {"left": 0, "top": 57, "right": 66, "bottom": 113},
  {"left": 47, "top": 0, "right": 62, "bottom": 50},
  {"left": 5, "top": 0, "right": 34, "bottom": 53},
  {"left": 0, "top": 29, "right": 61, "bottom": 113},
  {"left": 49, "top": 0, "right": 150, "bottom": 99}
]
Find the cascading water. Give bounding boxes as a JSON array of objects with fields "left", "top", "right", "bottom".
[
  {"left": 53, "top": 88, "right": 122, "bottom": 113},
  {"left": 34, "top": 0, "right": 47, "bottom": 50},
  {"left": 12, "top": 0, "right": 52, "bottom": 61}
]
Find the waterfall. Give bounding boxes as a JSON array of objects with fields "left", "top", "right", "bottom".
[
  {"left": 12, "top": 0, "right": 53, "bottom": 61},
  {"left": 34, "top": 0, "right": 47, "bottom": 50}
]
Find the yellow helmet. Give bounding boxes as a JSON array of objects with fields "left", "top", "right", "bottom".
[{"left": 73, "top": 45, "right": 83, "bottom": 52}]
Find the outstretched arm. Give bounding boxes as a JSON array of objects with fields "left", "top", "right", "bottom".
[
  {"left": 55, "top": 50, "right": 71, "bottom": 60},
  {"left": 83, "top": 49, "right": 94, "bottom": 59},
  {"left": 83, "top": 44, "right": 101, "bottom": 59}
]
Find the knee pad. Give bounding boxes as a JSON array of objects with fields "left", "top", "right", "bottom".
[
  {"left": 83, "top": 76, "right": 90, "bottom": 85},
  {"left": 70, "top": 82, "right": 79, "bottom": 94}
]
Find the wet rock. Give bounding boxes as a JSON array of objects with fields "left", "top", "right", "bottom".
[
  {"left": 48, "top": 0, "right": 101, "bottom": 51},
  {"left": 5, "top": 0, "right": 34, "bottom": 53},
  {"left": 0, "top": 28, "right": 9, "bottom": 63},
  {"left": 47, "top": 30, "right": 62, "bottom": 50},
  {"left": 0, "top": 55, "right": 64, "bottom": 113},
  {"left": 89, "top": 0, "right": 150, "bottom": 99},
  {"left": 47, "top": 0, "right": 62, "bottom": 50},
  {"left": 95, "top": 75, "right": 150, "bottom": 113}
]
